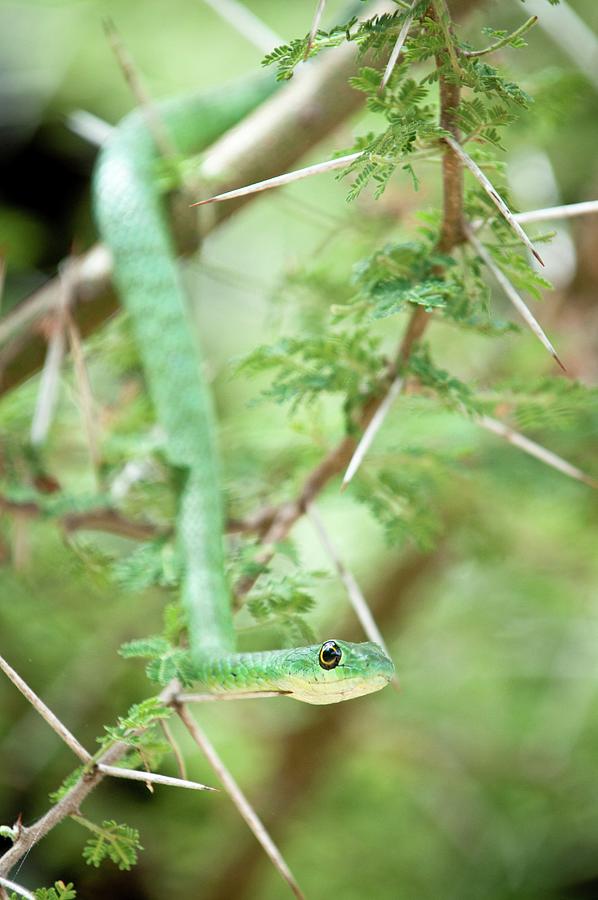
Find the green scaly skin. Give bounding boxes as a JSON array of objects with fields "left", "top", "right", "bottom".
[{"left": 93, "top": 77, "right": 395, "bottom": 704}]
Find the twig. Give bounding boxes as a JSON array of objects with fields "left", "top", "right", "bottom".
[
  {"left": 465, "top": 224, "right": 565, "bottom": 370},
  {"left": 191, "top": 152, "right": 360, "bottom": 207},
  {"left": 476, "top": 414, "right": 597, "bottom": 488},
  {"left": 341, "top": 376, "right": 404, "bottom": 489},
  {"left": 103, "top": 18, "right": 177, "bottom": 160},
  {"left": 463, "top": 15, "right": 537, "bottom": 57},
  {"left": 0, "top": 876, "right": 35, "bottom": 900},
  {"left": 432, "top": 0, "right": 466, "bottom": 78},
  {"left": 0, "top": 653, "right": 92, "bottom": 764},
  {"left": 305, "top": 0, "right": 326, "bottom": 59},
  {"left": 306, "top": 503, "right": 391, "bottom": 655},
  {"left": 176, "top": 706, "right": 305, "bottom": 900},
  {"left": 200, "top": 0, "right": 281, "bottom": 54},
  {"left": 97, "top": 763, "right": 217, "bottom": 792},
  {"left": 444, "top": 135, "right": 545, "bottom": 266},
  {"left": 178, "top": 691, "right": 289, "bottom": 702},
  {"left": 379, "top": 1, "right": 417, "bottom": 91},
  {"left": 513, "top": 199, "right": 598, "bottom": 224}
]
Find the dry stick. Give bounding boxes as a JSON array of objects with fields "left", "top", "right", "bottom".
[
  {"left": 0, "top": 876, "right": 35, "bottom": 900},
  {"left": 305, "top": 0, "right": 326, "bottom": 58},
  {"left": 97, "top": 764, "right": 216, "bottom": 792},
  {"left": 306, "top": 504, "right": 400, "bottom": 690},
  {"left": 465, "top": 224, "right": 565, "bottom": 371},
  {"left": 513, "top": 200, "right": 598, "bottom": 224},
  {"left": 176, "top": 705, "right": 305, "bottom": 900},
  {"left": 191, "top": 152, "right": 360, "bottom": 207},
  {"left": 444, "top": 134, "right": 545, "bottom": 267},
  {"left": 0, "top": 653, "right": 92, "bottom": 765},
  {"left": 29, "top": 324, "right": 65, "bottom": 447},
  {"left": 200, "top": 0, "right": 281, "bottom": 54},
  {"left": 342, "top": 375, "right": 404, "bottom": 489},
  {"left": 476, "top": 415, "right": 597, "bottom": 488},
  {"left": 103, "top": 18, "right": 177, "bottom": 160},
  {"left": 379, "top": 1, "right": 417, "bottom": 90}
]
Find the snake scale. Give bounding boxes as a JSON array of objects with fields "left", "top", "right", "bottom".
[{"left": 93, "top": 76, "right": 394, "bottom": 703}]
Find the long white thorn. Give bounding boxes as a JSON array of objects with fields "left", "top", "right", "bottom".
[
  {"left": 514, "top": 200, "right": 598, "bottom": 225},
  {"left": 477, "top": 415, "right": 597, "bottom": 488},
  {"left": 342, "top": 376, "right": 405, "bottom": 489},
  {"left": 380, "top": 1, "right": 417, "bottom": 91},
  {"left": 465, "top": 225, "right": 565, "bottom": 371},
  {"left": 97, "top": 764, "right": 217, "bottom": 792},
  {"left": 191, "top": 152, "right": 360, "bottom": 207},
  {"left": 445, "top": 135, "right": 545, "bottom": 266}
]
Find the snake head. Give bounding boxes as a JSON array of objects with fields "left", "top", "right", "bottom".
[{"left": 280, "top": 639, "right": 395, "bottom": 704}]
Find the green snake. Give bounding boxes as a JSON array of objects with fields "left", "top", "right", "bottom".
[{"left": 93, "top": 76, "right": 394, "bottom": 704}]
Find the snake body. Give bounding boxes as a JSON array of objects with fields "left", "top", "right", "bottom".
[{"left": 93, "top": 78, "right": 394, "bottom": 703}]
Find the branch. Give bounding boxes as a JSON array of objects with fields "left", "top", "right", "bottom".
[
  {"left": 0, "top": 680, "right": 180, "bottom": 877},
  {"left": 176, "top": 705, "right": 305, "bottom": 900}
]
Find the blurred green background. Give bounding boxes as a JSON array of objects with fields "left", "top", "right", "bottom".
[{"left": 1, "top": 1, "right": 598, "bottom": 898}]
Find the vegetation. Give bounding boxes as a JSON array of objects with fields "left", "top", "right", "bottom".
[{"left": 1, "top": 0, "right": 597, "bottom": 897}]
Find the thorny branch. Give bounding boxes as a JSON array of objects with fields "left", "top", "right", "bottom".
[{"left": 234, "top": 13, "right": 465, "bottom": 598}]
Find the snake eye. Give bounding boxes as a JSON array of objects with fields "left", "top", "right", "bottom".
[{"left": 319, "top": 640, "right": 342, "bottom": 670}]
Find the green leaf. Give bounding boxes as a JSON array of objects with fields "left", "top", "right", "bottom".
[
  {"left": 81, "top": 820, "right": 142, "bottom": 871},
  {"left": 34, "top": 882, "right": 77, "bottom": 900}
]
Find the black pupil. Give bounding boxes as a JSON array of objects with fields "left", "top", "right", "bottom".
[{"left": 320, "top": 641, "right": 341, "bottom": 668}]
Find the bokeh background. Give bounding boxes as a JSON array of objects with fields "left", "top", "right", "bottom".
[{"left": 1, "top": 1, "right": 598, "bottom": 897}]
